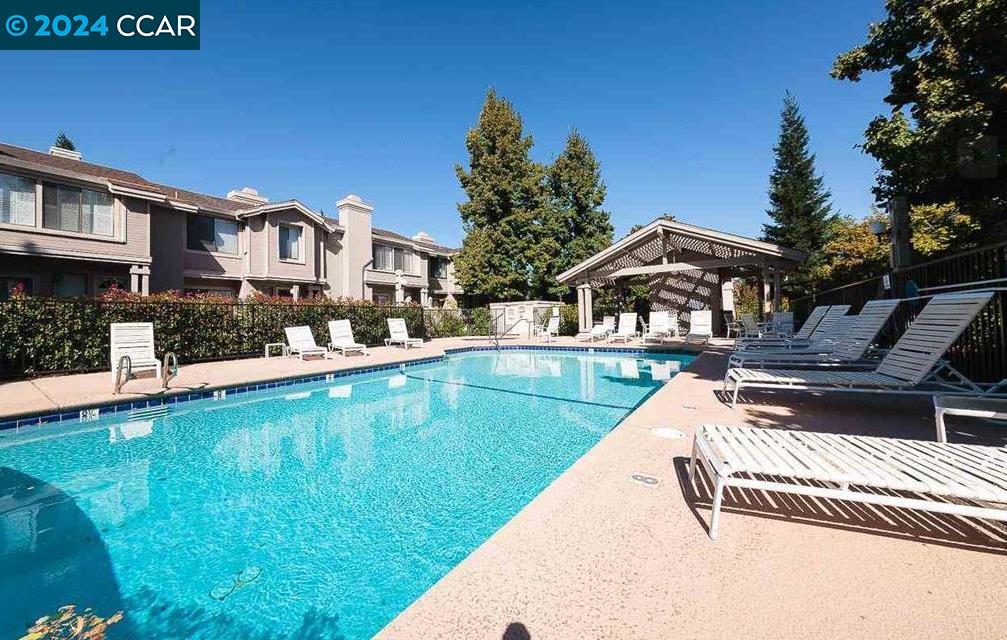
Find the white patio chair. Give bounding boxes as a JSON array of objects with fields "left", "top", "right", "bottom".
[
  {"left": 684, "top": 310, "right": 713, "bottom": 344},
  {"left": 537, "top": 315, "right": 560, "bottom": 342},
  {"left": 609, "top": 312, "right": 638, "bottom": 343},
  {"left": 689, "top": 424, "right": 1007, "bottom": 539},
  {"left": 723, "top": 291, "right": 997, "bottom": 407},
  {"left": 933, "top": 395, "right": 1007, "bottom": 443},
  {"left": 735, "top": 305, "right": 831, "bottom": 350},
  {"left": 284, "top": 326, "right": 329, "bottom": 360},
  {"left": 739, "top": 314, "right": 762, "bottom": 339},
  {"left": 385, "top": 317, "right": 423, "bottom": 349},
  {"left": 735, "top": 305, "right": 851, "bottom": 352},
  {"left": 110, "top": 322, "right": 162, "bottom": 383},
  {"left": 728, "top": 299, "right": 900, "bottom": 368},
  {"left": 643, "top": 311, "right": 673, "bottom": 343},
  {"left": 327, "top": 319, "right": 368, "bottom": 356}
]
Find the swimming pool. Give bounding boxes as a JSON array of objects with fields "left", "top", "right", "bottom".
[{"left": 0, "top": 348, "right": 692, "bottom": 639}]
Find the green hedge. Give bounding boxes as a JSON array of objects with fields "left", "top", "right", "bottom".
[{"left": 0, "top": 293, "right": 432, "bottom": 377}]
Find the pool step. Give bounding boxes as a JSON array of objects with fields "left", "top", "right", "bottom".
[{"left": 129, "top": 404, "right": 170, "bottom": 420}]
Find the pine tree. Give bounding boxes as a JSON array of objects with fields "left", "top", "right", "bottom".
[
  {"left": 54, "top": 130, "right": 76, "bottom": 151},
  {"left": 763, "top": 93, "right": 835, "bottom": 297},
  {"left": 454, "top": 90, "right": 548, "bottom": 300},
  {"left": 542, "top": 130, "right": 613, "bottom": 299}
]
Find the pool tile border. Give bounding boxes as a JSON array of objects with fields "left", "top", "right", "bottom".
[{"left": 0, "top": 345, "right": 696, "bottom": 433}]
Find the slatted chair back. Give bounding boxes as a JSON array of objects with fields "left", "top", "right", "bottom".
[
  {"left": 830, "top": 298, "right": 901, "bottom": 361},
  {"left": 690, "top": 310, "right": 712, "bottom": 336},
  {"left": 285, "top": 325, "right": 319, "bottom": 350},
  {"left": 739, "top": 314, "right": 761, "bottom": 337},
  {"left": 544, "top": 315, "right": 560, "bottom": 334},
  {"left": 771, "top": 311, "right": 794, "bottom": 334},
  {"left": 387, "top": 317, "right": 411, "bottom": 341},
  {"left": 328, "top": 320, "right": 357, "bottom": 347},
  {"left": 615, "top": 313, "right": 638, "bottom": 337},
  {"left": 875, "top": 291, "right": 994, "bottom": 384},
  {"left": 602, "top": 316, "right": 616, "bottom": 332},
  {"left": 648, "top": 311, "right": 670, "bottom": 334},
  {"left": 793, "top": 305, "right": 831, "bottom": 340},
  {"left": 110, "top": 322, "right": 156, "bottom": 366},
  {"left": 807, "top": 305, "right": 851, "bottom": 339}
]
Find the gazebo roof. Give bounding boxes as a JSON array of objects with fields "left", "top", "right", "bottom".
[{"left": 556, "top": 218, "right": 807, "bottom": 287}]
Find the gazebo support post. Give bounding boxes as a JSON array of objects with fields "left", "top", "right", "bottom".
[
  {"left": 760, "top": 268, "right": 772, "bottom": 319},
  {"left": 772, "top": 271, "right": 782, "bottom": 312},
  {"left": 577, "top": 284, "right": 594, "bottom": 333}
]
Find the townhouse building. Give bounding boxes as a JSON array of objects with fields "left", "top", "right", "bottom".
[{"left": 0, "top": 142, "right": 463, "bottom": 306}]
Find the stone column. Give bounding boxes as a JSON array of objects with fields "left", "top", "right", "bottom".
[
  {"left": 129, "top": 265, "right": 150, "bottom": 295},
  {"left": 394, "top": 270, "right": 405, "bottom": 305},
  {"left": 420, "top": 287, "right": 429, "bottom": 307}
]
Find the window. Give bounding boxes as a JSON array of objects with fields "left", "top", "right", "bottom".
[
  {"left": 0, "top": 173, "right": 35, "bottom": 227},
  {"left": 42, "top": 184, "right": 113, "bottom": 236},
  {"left": 273, "top": 286, "right": 293, "bottom": 298},
  {"left": 187, "top": 214, "right": 238, "bottom": 254},
  {"left": 429, "top": 257, "right": 448, "bottom": 279},
  {"left": 374, "top": 293, "right": 391, "bottom": 305},
  {"left": 96, "top": 276, "right": 127, "bottom": 295},
  {"left": 279, "top": 225, "right": 302, "bottom": 261},
  {"left": 53, "top": 273, "right": 87, "bottom": 297},
  {"left": 0, "top": 277, "right": 33, "bottom": 299},
  {"left": 373, "top": 243, "right": 411, "bottom": 272}
]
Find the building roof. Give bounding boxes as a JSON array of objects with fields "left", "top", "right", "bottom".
[
  {"left": 556, "top": 217, "right": 807, "bottom": 285},
  {"left": 0, "top": 141, "right": 454, "bottom": 245},
  {"left": 373, "top": 226, "right": 458, "bottom": 254}
]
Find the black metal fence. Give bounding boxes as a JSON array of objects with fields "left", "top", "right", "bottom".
[{"left": 790, "top": 241, "right": 1007, "bottom": 384}]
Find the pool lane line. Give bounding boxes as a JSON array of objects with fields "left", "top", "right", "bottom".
[{"left": 402, "top": 373, "right": 641, "bottom": 411}]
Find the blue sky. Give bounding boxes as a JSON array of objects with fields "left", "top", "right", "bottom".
[{"left": 1, "top": 0, "right": 890, "bottom": 246}]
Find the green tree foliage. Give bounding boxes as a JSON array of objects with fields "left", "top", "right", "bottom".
[
  {"left": 763, "top": 92, "right": 835, "bottom": 297},
  {"left": 812, "top": 211, "right": 890, "bottom": 286},
  {"left": 543, "top": 130, "right": 614, "bottom": 298},
  {"left": 54, "top": 130, "right": 76, "bottom": 151},
  {"left": 832, "top": 0, "right": 1007, "bottom": 236},
  {"left": 454, "top": 90, "right": 548, "bottom": 300}
]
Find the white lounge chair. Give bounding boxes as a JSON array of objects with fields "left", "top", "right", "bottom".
[
  {"left": 728, "top": 298, "right": 900, "bottom": 368},
  {"left": 110, "top": 322, "right": 162, "bottom": 383},
  {"left": 685, "top": 310, "right": 713, "bottom": 344},
  {"left": 689, "top": 424, "right": 1007, "bottom": 539},
  {"left": 933, "top": 395, "right": 1007, "bottom": 443},
  {"left": 538, "top": 315, "right": 560, "bottom": 342},
  {"left": 576, "top": 315, "right": 615, "bottom": 342},
  {"left": 284, "top": 326, "right": 329, "bottom": 360},
  {"left": 723, "top": 291, "right": 997, "bottom": 407},
  {"left": 735, "top": 305, "right": 851, "bottom": 351},
  {"left": 609, "top": 312, "right": 638, "bottom": 343},
  {"left": 643, "top": 311, "right": 674, "bottom": 343},
  {"left": 385, "top": 317, "right": 423, "bottom": 349},
  {"left": 327, "top": 319, "right": 368, "bottom": 356}
]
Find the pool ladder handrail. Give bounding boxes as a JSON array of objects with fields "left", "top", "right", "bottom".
[
  {"left": 162, "top": 352, "right": 179, "bottom": 389},
  {"left": 113, "top": 355, "right": 132, "bottom": 395},
  {"left": 490, "top": 313, "right": 533, "bottom": 351}
]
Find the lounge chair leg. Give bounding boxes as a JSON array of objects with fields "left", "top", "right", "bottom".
[
  {"left": 709, "top": 477, "right": 725, "bottom": 540},
  {"left": 688, "top": 440, "right": 699, "bottom": 482},
  {"left": 731, "top": 382, "right": 740, "bottom": 408}
]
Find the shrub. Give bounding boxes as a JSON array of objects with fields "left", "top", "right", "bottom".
[{"left": 0, "top": 290, "right": 436, "bottom": 377}]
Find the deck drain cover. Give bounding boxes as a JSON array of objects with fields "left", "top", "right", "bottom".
[
  {"left": 651, "top": 427, "right": 685, "bottom": 439},
  {"left": 630, "top": 473, "right": 660, "bottom": 487}
]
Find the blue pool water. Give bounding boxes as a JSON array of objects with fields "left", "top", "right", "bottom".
[{"left": 0, "top": 349, "right": 691, "bottom": 639}]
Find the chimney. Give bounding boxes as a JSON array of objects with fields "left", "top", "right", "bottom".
[
  {"left": 49, "top": 146, "right": 82, "bottom": 161},
  {"left": 412, "top": 231, "right": 436, "bottom": 244},
  {"left": 226, "top": 187, "right": 269, "bottom": 206},
  {"left": 336, "top": 194, "right": 374, "bottom": 299}
]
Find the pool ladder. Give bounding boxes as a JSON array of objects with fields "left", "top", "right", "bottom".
[
  {"left": 489, "top": 312, "right": 534, "bottom": 351},
  {"left": 113, "top": 351, "right": 179, "bottom": 394}
]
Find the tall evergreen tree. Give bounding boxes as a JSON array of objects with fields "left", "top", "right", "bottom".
[
  {"left": 454, "top": 90, "right": 548, "bottom": 300},
  {"left": 542, "top": 130, "right": 613, "bottom": 299},
  {"left": 763, "top": 92, "right": 835, "bottom": 297},
  {"left": 53, "top": 130, "right": 76, "bottom": 151}
]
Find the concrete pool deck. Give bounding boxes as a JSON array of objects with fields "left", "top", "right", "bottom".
[{"left": 2, "top": 338, "right": 1005, "bottom": 638}]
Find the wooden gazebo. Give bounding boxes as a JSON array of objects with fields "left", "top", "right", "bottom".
[{"left": 556, "top": 218, "right": 806, "bottom": 334}]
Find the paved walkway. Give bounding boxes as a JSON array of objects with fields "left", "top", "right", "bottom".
[{"left": 377, "top": 351, "right": 1007, "bottom": 640}]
